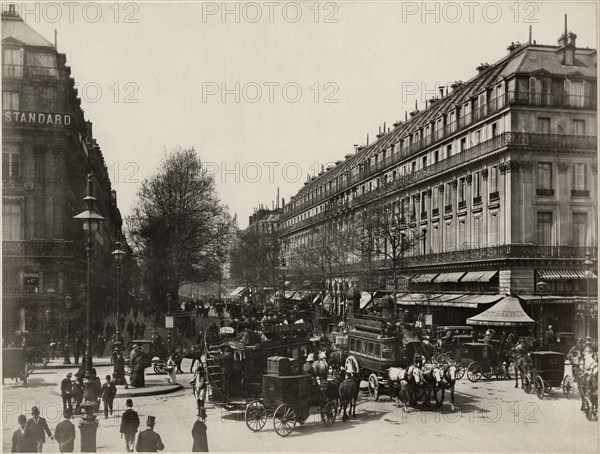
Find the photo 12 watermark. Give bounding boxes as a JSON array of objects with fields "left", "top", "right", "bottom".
[
  {"left": 201, "top": 82, "right": 340, "bottom": 104},
  {"left": 201, "top": 2, "right": 340, "bottom": 24},
  {"left": 400, "top": 2, "right": 539, "bottom": 24},
  {"left": 4, "top": 2, "right": 140, "bottom": 24}
]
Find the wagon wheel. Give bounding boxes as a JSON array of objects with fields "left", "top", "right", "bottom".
[
  {"left": 26, "top": 362, "right": 35, "bottom": 375},
  {"left": 482, "top": 366, "right": 494, "bottom": 379},
  {"left": 368, "top": 374, "right": 380, "bottom": 401},
  {"left": 455, "top": 364, "right": 465, "bottom": 380},
  {"left": 153, "top": 360, "right": 166, "bottom": 374},
  {"left": 273, "top": 404, "right": 296, "bottom": 437},
  {"left": 535, "top": 376, "right": 545, "bottom": 400},
  {"left": 320, "top": 400, "right": 337, "bottom": 427},
  {"left": 562, "top": 375, "right": 574, "bottom": 399},
  {"left": 467, "top": 362, "right": 482, "bottom": 382},
  {"left": 245, "top": 400, "right": 267, "bottom": 432},
  {"left": 27, "top": 348, "right": 48, "bottom": 369}
]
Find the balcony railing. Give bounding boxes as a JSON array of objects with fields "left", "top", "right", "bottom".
[
  {"left": 432, "top": 208, "right": 440, "bottom": 217},
  {"left": 281, "top": 131, "right": 597, "bottom": 226},
  {"left": 3, "top": 64, "right": 59, "bottom": 79},
  {"left": 458, "top": 200, "right": 467, "bottom": 210},
  {"left": 508, "top": 91, "right": 597, "bottom": 110},
  {"left": 489, "top": 191, "right": 500, "bottom": 201},
  {"left": 3, "top": 285, "right": 39, "bottom": 295},
  {"left": 420, "top": 211, "right": 428, "bottom": 219},
  {"left": 403, "top": 244, "right": 598, "bottom": 267},
  {"left": 473, "top": 196, "right": 482, "bottom": 205},
  {"left": 2, "top": 240, "right": 85, "bottom": 259},
  {"left": 445, "top": 205, "right": 453, "bottom": 213}
]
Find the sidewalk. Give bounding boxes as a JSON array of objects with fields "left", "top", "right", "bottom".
[{"left": 43, "top": 357, "right": 112, "bottom": 370}]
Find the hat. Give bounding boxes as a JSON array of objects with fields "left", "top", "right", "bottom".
[
  {"left": 31, "top": 406, "right": 40, "bottom": 414},
  {"left": 147, "top": 416, "right": 156, "bottom": 427},
  {"left": 306, "top": 353, "right": 314, "bottom": 362},
  {"left": 17, "top": 415, "right": 26, "bottom": 423},
  {"left": 63, "top": 409, "right": 72, "bottom": 419},
  {"left": 66, "top": 372, "right": 72, "bottom": 377},
  {"left": 125, "top": 399, "right": 133, "bottom": 407}
]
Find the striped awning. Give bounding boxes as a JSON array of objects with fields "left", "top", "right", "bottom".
[
  {"left": 538, "top": 270, "right": 597, "bottom": 280},
  {"left": 461, "top": 271, "right": 499, "bottom": 282},
  {"left": 467, "top": 296, "right": 534, "bottom": 326},
  {"left": 434, "top": 272, "right": 466, "bottom": 283},
  {"left": 411, "top": 273, "right": 438, "bottom": 283},
  {"left": 228, "top": 286, "right": 245, "bottom": 297}
]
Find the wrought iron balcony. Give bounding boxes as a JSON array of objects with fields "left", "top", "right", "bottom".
[
  {"left": 2, "top": 64, "right": 59, "bottom": 79},
  {"left": 489, "top": 191, "right": 500, "bottom": 201},
  {"left": 536, "top": 188, "right": 555, "bottom": 196},
  {"left": 472, "top": 196, "right": 482, "bottom": 205},
  {"left": 571, "top": 189, "right": 590, "bottom": 197},
  {"left": 458, "top": 201, "right": 467, "bottom": 210},
  {"left": 445, "top": 205, "right": 453, "bottom": 213},
  {"left": 403, "top": 244, "right": 598, "bottom": 267},
  {"left": 432, "top": 208, "right": 440, "bottom": 217}
]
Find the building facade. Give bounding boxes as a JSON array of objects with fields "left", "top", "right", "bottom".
[
  {"left": 2, "top": 7, "right": 127, "bottom": 339},
  {"left": 279, "top": 29, "right": 597, "bottom": 337}
]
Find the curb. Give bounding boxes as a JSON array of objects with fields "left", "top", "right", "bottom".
[{"left": 51, "top": 384, "right": 184, "bottom": 399}]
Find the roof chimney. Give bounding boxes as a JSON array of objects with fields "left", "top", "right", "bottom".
[{"left": 558, "top": 14, "right": 568, "bottom": 47}]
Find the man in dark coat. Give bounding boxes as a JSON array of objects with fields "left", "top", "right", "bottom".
[
  {"left": 54, "top": 410, "right": 75, "bottom": 452},
  {"left": 127, "top": 321, "right": 135, "bottom": 339},
  {"left": 11, "top": 414, "right": 27, "bottom": 452},
  {"left": 120, "top": 399, "right": 140, "bottom": 452},
  {"left": 136, "top": 416, "right": 164, "bottom": 452},
  {"left": 60, "top": 373, "right": 73, "bottom": 413},
  {"left": 23, "top": 406, "right": 53, "bottom": 452},
  {"left": 101, "top": 375, "right": 117, "bottom": 418},
  {"left": 72, "top": 335, "right": 82, "bottom": 364},
  {"left": 114, "top": 350, "right": 128, "bottom": 388},
  {"left": 191, "top": 413, "right": 209, "bottom": 452}
]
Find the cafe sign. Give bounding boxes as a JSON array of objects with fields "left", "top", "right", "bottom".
[{"left": 3, "top": 111, "right": 71, "bottom": 126}]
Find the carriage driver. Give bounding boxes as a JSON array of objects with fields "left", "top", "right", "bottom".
[{"left": 581, "top": 344, "right": 598, "bottom": 388}]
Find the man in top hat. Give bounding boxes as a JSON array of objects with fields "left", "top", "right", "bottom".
[
  {"left": 23, "top": 406, "right": 53, "bottom": 452},
  {"left": 191, "top": 408, "right": 209, "bottom": 452},
  {"left": 120, "top": 399, "right": 140, "bottom": 452},
  {"left": 136, "top": 416, "right": 164, "bottom": 452},
  {"left": 11, "top": 414, "right": 27, "bottom": 452},
  {"left": 54, "top": 410, "right": 75, "bottom": 452}
]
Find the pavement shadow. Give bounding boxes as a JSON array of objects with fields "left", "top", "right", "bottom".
[{"left": 2, "top": 377, "right": 55, "bottom": 389}]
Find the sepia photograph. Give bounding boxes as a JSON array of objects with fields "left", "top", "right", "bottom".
[{"left": 1, "top": 1, "right": 598, "bottom": 452}]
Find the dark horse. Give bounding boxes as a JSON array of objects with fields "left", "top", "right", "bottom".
[
  {"left": 338, "top": 372, "right": 360, "bottom": 422},
  {"left": 511, "top": 340, "right": 532, "bottom": 389},
  {"left": 329, "top": 350, "right": 348, "bottom": 372}
]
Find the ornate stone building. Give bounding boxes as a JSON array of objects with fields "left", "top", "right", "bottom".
[
  {"left": 279, "top": 28, "right": 597, "bottom": 337},
  {"left": 2, "top": 7, "right": 128, "bottom": 338}
]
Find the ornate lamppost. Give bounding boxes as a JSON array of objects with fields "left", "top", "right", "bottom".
[
  {"left": 111, "top": 241, "right": 125, "bottom": 353},
  {"left": 166, "top": 293, "right": 173, "bottom": 352},
  {"left": 536, "top": 281, "right": 547, "bottom": 341},
  {"left": 63, "top": 295, "right": 72, "bottom": 365},
  {"left": 73, "top": 173, "right": 104, "bottom": 452}
]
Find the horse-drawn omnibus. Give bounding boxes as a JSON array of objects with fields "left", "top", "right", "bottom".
[
  {"left": 205, "top": 322, "right": 312, "bottom": 410},
  {"left": 346, "top": 315, "right": 424, "bottom": 401}
]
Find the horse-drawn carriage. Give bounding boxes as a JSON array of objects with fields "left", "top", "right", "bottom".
[
  {"left": 345, "top": 315, "right": 424, "bottom": 401},
  {"left": 2, "top": 348, "right": 28, "bottom": 386},
  {"left": 205, "top": 323, "right": 312, "bottom": 411},
  {"left": 521, "top": 351, "right": 567, "bottom": 400},
  {"left": 244, "top": 373, "right": 338, "bottom": 437},
  {"left": 464, "top": 342, "right": 508, "bottom": 382}
]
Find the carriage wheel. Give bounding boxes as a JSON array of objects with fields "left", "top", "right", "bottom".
[
  {"left": 368, "top": 374, "right": 380, "bottom": 401},
  {"left": 154, "top": 360, "right": 166, "bottom": 374},
  {"left": 482, "top": 367, "right": 494, "bottom": 379},
  {"left": 467, "top": 362, "right": 482, "bottom": 382},
  {"left": 535, "top": 376, "right": 545, "bottom": 400},
  {"left": 28, "top": 348, "right": 48, "bottom": 369},
  {"left": 26, "top": 362, "right": 35, "bottom": 375},
  {"left": 584, "top": 397, "right": 597, "bottom": 422},
  {"left": 245, "top": 400, "right": 267, "bottom": 432},
  {"left": 455, "top": 364, "right": 465, "bottom": 381},
  {"left": 273, "top": 404, "right": 296, "bottom": 437},
  {"left": 562, "top": 376, "right": 574, "bottom": 399},
  {"left": 321, "top": 400, "right": 337, "bottom": 427}
]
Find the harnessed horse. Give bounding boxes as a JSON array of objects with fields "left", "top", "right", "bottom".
[
  {"left": 419, "top": 363, "right": 443, "bottom": 407},
  {"left": 436, "top": 363, "right": 457, "bottom": 412},
  {"left": 387, "top": 365, "right": 423, "bottom": 412}
]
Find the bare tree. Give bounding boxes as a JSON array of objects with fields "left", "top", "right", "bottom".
[{"left": 127, "top": 147, "right": 234, "bottom": 311}]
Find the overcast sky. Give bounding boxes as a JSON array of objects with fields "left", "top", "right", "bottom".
[{"left": 23, "top": 1, "right": 598, "bottom": 228}]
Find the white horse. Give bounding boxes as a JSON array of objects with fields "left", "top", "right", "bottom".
[{"left": 387, "top": 366, "right": 423, "bottom": 411}]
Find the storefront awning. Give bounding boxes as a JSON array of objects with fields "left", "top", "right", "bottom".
[
  {"left": 538, "top": 270, "right": 597, "bottom": 280},
  {"left": 434, "top": 272, "right": 466, "bottom": 283},
  {"left": 519, "top": 295, "right": 595, "bottom": 305},
  {"left": 411, "top": 273, "right": 438, "bottom": 283},
  {"left": 467, "top": 296, "right": 534, "bottom": 326},
  {"left": 228, "top": 287, "right": 245, "bottom": 297},
  {"left": 461, "top": 271, "right": 498, "bottom": 282}
]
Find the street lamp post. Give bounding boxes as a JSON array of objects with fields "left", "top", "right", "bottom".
[
  {"left": 73, "top": 173, "right": 105, "bottom": 452},
  {"left": 63, "top": 295, "right": 72, "bottom": 365},
  {"left": 166, "top": 293, "right": 173, "bottom": 352},
  {"left": 111, "top": 241, "right": 125, "bottom": 353},
  {"left": 536, "top": 281, "right": 547, "bottom": 341},
  {"left": 584, "top": 254, "right": 593, "bottom": 338}
]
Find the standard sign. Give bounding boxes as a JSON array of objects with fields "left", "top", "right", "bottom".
[
  {"left": 165, "top": 316, "right": 174, "bottom": 329},
  {"left": 3, "top": 111, "right": 72, "bottom": 126}
]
